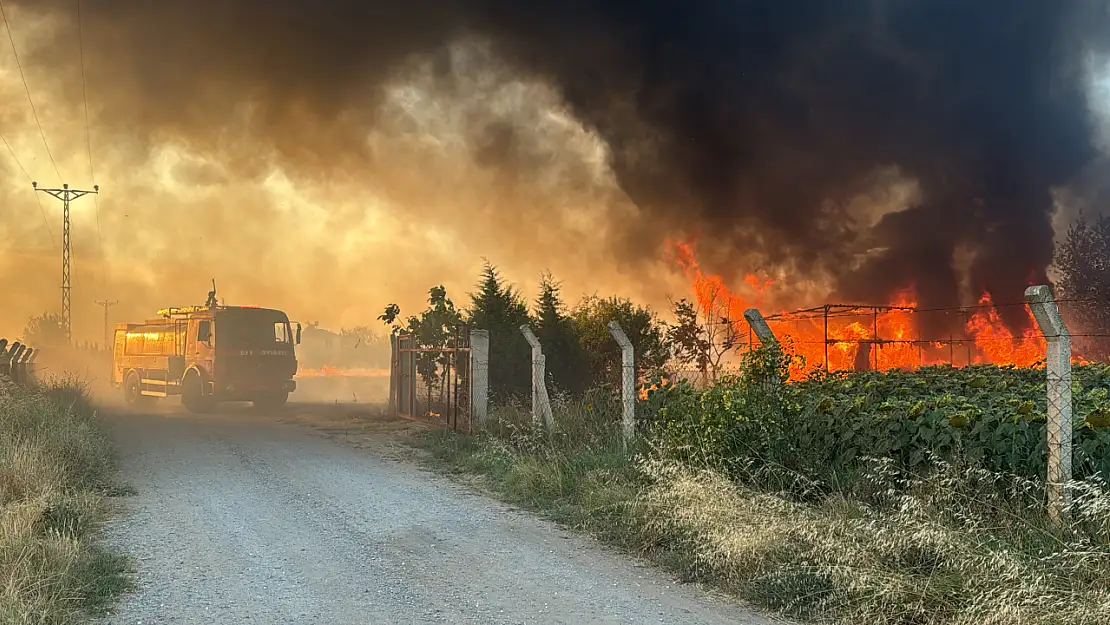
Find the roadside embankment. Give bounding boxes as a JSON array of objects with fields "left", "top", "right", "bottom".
[{"left": 0, "top": 375, "right": 129, "bottom": 624}]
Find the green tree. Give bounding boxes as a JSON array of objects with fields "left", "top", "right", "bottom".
[
  {"left": 534, "top": 272, "right": 588, "bottom": 393},
  {"left": 379, "top": 287, "right": 464, "bottom": 395},
  {"left": 467, "top": 261, "right": 531, "bottom": 400},
  {"left": 667, "top": 298, "right": 710, "bottom": 375},
  {"left": 22, "top": 312, "right": 67, "bottom": 349},
  {"left": 1055, "top": 212, "right": 1110, "bottom": 359},
  {"left": 665, "top": 294, "right": 740, "bottom": 385},
  {"left": 572, "top": 295, "right": 669, "bottom": 388}
]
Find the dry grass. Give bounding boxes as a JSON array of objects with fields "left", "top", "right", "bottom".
[
  {"left": 642, "top": 459, "right": 1110, "bottom": 624},
  {"left": 421, "top": 396, "right": 1110, "bottom": 625},
  {"left": 0, "top": 374, "right": 129, "bottom": 624}
]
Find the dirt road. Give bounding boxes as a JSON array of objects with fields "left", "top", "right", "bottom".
[{"left": 102, "top": 402, "right": 772, "bottom": 625}]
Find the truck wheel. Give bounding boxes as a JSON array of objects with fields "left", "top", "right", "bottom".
[
  {"left": 123, "top": 372, "right": 156, "bottom": 407},
  {"left": 253, "top": 391, "right": 288, "bottom": 412},
  {"left": 182, "top": 373, "right": 215, "bottom": 414},
  {"left": 123, "top": 372, "right": 142, "bottom": 405}
]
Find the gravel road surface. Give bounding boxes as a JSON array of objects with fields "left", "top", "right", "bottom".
[{"left": 102, "top": 403, "right": 773, "bottom": 625}]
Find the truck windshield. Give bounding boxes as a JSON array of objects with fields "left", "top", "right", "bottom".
[{"left": 217, "top": 310, "right": 293, "bottom": 349}]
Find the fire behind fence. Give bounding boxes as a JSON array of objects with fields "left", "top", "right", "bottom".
[
  {"left": 680, "top": 296, "right": 1110, "bottom": 383},
  {"left": 391, "top": 328, "right": 473, "bottom": 432}
]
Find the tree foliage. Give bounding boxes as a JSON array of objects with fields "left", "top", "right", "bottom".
[
  {"left": 1055, "top": 212, "right": 1110, "bottom": 359},
  {"left": 380, "top": 286, "right": 464, "bottom": 390},
  {"left": 467, "top": 262, "right": 532, "bottom": 400},
  {"left": 534, "top": 272, "right": 588, "bottom": 393},
  {"left": 572, "top": 295, "right": 669, "bottom": 387},
  {"left": 667, "top": 298, "right": 710, "bottom": 374},
  {"left": 23, "top": 313, "right": 67, "bottom": 349},
  {"left": 666, "top": 294, "right": 741, "bottom": 385}
]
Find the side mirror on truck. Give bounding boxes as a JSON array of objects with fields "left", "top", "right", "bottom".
[{"left": 295, "top": 323, "right": 302, "bottom": 345}]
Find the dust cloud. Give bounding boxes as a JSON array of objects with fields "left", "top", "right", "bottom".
[{"left": 0, "top": 6, "right": 672, "bottom": 346}]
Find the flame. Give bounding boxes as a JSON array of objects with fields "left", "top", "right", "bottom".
[
  {"left": 670, "top": 241, "right": 1057, "bottom": 380},
  {"left": 297, "top": 366, "right": 390, "bottom": 378},
  {"left": 964, "top": 293, "right": 1046, "bottom": 368}
]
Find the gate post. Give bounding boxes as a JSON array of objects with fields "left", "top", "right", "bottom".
[
  {"left": 469, "top": 329, "right": 490, "bottom": 428},
  {"left": 388, "top": 333, "right": 398, "bottom": 416}
]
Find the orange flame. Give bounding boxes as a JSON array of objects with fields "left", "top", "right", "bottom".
[
  {"left": 669, "top": 241, "right": 1054, "bottom": 380},
  {"left": 297, "top": 366, "right": 390, "bottom": 378}
]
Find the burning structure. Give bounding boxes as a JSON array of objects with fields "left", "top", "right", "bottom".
[{"left": 671, "top": 242, "right": 1061, "bottom": 381}]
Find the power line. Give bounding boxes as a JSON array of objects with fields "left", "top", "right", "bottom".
[
  {"left": 0, "top": 0, "right": 61, "bottom": 181},
  {"left": 94, "top": 299, "right": 117, "bottom": 349},
  {"left": 1, "top": 128, "right": 55, "bottom": 247},
  {"left": 33, "top": 183, "right": 99, "bottom": 344},
  {"left": 75, "top": 0, "right": 106, "bottom": 289}
]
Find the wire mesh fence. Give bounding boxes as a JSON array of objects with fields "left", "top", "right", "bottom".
[{"left": 703, "top": 296, "right": 1110, "bottom": 378}]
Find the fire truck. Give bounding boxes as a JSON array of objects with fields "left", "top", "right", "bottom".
[{"left": 111, "top": 287, "right": 301, "bottom": 413}]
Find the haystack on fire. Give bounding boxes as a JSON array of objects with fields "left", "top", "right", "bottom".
[{"left": 5, "top": 0, "right": 1110, "bottom": 376}]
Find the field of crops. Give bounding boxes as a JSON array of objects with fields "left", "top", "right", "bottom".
[{"left": 650, "top": 357, "right": 1110, "bottom": 481}]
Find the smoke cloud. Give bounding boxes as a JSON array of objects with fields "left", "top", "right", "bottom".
[{"left": 0, "top": 0, "right": 1107, "bottom": 342}]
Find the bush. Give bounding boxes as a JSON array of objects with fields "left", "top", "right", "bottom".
[{"left": 0, "top": 375, "right": 129, "bottom": 623}]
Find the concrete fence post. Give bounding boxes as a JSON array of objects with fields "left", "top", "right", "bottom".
[
  {"left": 743, "top": 308, "right": 784, "bottom": 395},
  {"left": 1025, "top": 285, "right": 1073, "bottom": 521},
  {"left": 607, "top": 321, "right": 636, "bottom": 445},
  {"left": 743, "top": 308, "right": 778, "bottom": 345},
  {"left": 388, "top": 333, "right": 398, "bottom": 416},
  {"left": 520, "top": 325, "right": 554, "bottom": 430},
  {"left": 469, "top": 329, "right": 490, "bottom": 428}
]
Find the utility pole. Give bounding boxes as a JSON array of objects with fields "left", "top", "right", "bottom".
[
  {"left": 95, "top": 299, "right": 118, "bottom": 351},
  {"left": 33, "top": 182, "right": 99, "bottom": 344}
]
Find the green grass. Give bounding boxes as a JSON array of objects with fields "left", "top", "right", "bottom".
[
  {"left": 0, "top": 374, "right": 131, "bottom": 624},
  {"left": 419, "top": 385, "right": 1110, "bottom": 625}
]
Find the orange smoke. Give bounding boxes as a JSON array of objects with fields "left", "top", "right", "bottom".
[{"left": 670, "top": 241, "right": 1053, "bottom": 380}]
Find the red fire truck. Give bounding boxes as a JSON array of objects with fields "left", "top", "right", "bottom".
[{"left": 111, "top": 290, "right": 300, "bottom": 413}]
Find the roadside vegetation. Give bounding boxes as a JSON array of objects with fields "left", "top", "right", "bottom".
[
  {"left": 422, "top": 348, "right": 1110, "bottom": 625},
  {"left": 396, "top": 223, "right": 1110, "bottom": 625},
  {"left": 0, "top": 374, "right": 129, "bottom": 624}
]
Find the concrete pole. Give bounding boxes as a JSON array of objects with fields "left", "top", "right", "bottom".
[
  {"left": 607, "top": 321, "right": 636, "bottom": 444},
  {"left": 388, "top": 333, "right": 398, "bottom": 416},
  {"left": 1025, "top": 285, "right": 1073, "bottom": 521},
  {"left": 744, "top": 308, "right": 783, "bottom": 392},
  {"left": 520, "top": 325, "right": 554, "bottom": 430},
  {"left": 470, "top": 329, "right": 490, "bottom": 428},
  {"left": 743, "top": 308, "right": 778, "bottom": 345}
]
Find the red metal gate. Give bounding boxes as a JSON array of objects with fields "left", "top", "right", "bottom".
[{"left": 390, "top": 329, "right": 472, "bottom": 432}]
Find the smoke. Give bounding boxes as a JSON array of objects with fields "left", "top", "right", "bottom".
[{"left": 0, "top": 0, "right": 1107, "bottom": 342}]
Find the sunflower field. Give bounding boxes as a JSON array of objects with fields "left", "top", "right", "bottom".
[{"left": 649, "top": 352, "right": 1110, "bottom": 482}]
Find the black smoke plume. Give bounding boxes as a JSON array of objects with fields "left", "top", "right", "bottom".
[{"left": 22, "top": 0, "right": 1109, "bottom": 333}]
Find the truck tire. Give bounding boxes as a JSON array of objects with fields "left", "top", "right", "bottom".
[
  {"left": 253, "top": 391, "right": 289, "bottom": 412},
  {"left": 123, "top": 371, "right": 141, "bottom": 405},
  {"left": 123, "top": 371, "right": 157, "bottom": 407},
  {"left": 182, "top": 371, "right": 215, "bottom": 414}
]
